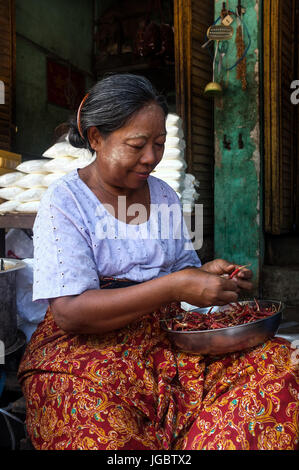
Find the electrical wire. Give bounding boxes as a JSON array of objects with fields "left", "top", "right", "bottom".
[
  {"left": 204, "top": 11, "right": 251, "bottom": 72},
  {"left": 0, "top": 407, "right": 25, "bottom": 425}
]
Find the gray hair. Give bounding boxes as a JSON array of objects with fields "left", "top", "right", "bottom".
[{"left": 68, "top": 74, "right": 168, "bottom": 152}]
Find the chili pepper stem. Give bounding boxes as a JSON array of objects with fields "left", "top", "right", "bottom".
[
  {"left": 229, "top": 263, "right": 251, "bottom": 279},
  {"left": 254, "top": 298, "right": 260, "bottom": 312}
]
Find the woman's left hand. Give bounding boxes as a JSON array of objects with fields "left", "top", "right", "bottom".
[{"left": 201, "top": 258, "right": 253, "bottom": 291}]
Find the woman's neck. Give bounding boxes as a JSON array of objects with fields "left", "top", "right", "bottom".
[
  {"left": 78, "top": 160, "right": 134, "bottom": 200},
  {"left": 77, "top": 161, "right": 151, "bottom": 224}
]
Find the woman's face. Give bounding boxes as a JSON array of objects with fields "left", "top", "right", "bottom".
[{"left": 88, "top": 103, "right": 166, "bottom": 191}]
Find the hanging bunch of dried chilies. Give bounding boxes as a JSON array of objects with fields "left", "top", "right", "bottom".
[
  {"left": 163, "top": 300, "right": 280, "bottom": 332},
  {"left": 235, "top": 3, "right": 247, "bottom": 90}
]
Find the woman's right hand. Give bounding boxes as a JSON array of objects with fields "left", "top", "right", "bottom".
[{"left": 174, "top": 267, "right": 240, "bottom": 307}]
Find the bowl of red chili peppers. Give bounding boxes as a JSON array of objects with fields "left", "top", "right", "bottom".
[{"left": 161, "top": 300, "right": 284, "bottom": 355}]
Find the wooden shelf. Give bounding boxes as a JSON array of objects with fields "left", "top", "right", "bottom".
[{"left": 0, "top": 212, "right": 36, "bottom": 229}]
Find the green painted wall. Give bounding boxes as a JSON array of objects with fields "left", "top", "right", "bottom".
[
  {"left": 214, "top": 0, "right": 263, "bottom": 291},
  {"left": 14, "top": 0, "right": 95, "bottom": 160}
]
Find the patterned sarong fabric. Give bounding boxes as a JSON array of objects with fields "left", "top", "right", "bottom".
[{"left": 18, "top": 280, "right": 299, "bottom": 450}]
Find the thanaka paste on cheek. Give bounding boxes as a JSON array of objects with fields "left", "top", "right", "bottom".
[
  {"left": 109, "top": 147, "right": 121, "bottom": 164},
  {"left": 108, "top": 146, "right": 131, "bottom": 167}
]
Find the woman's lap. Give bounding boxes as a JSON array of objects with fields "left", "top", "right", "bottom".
[
  {"left": 23, "top": 372, "right": 160, "bottom": 450},
  {"left": 178, "top": 339, "right": 299, "bottom": 450},
  {"left": 18, "top": 309, "right": 299, "bottom": 450}
]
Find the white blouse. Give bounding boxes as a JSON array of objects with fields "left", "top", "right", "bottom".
[{"left": 32, "top": 170, "right": 201, "bottom": 302}]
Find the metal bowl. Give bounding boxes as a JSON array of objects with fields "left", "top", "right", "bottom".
[
  {"left": 161, "top": 300, "right": 284, "bottom": 355},
  {"left": 0, "top": 258, "right": 26, "bottom": 273}
]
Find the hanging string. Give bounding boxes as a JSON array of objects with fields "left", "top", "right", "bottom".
[{"left": 235, "top": 8, "right": 247, "bottom": 89}]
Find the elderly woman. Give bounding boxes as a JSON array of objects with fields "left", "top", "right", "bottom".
[{"left": 18, "top": 74, "right": 298, "bottom": 451}]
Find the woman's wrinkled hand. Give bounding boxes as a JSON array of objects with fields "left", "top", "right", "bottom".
[
  {"left": 200, "top": 258, "right": 234, "bottom": 275},
  {"left": 175, "top": 267, "right": 241, "bottom": 307},
  {"left": 201, "top": 258, "right": 253, "bottom": 292}
]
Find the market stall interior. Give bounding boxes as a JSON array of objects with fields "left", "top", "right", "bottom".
[{"left": 0, "top": 0, "right": 299, "bottom": 450}]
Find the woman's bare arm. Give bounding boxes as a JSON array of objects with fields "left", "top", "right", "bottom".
[{"left": 49, "top": 267, "right": 243, "bottom": 335}]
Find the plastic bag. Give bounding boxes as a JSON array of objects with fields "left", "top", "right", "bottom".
[
  {"left": 0, "top": 200, "right": 19, "bottom": 213},
  {"left": 15, "top": 187, "right": 46, "bottom": 202},
  {"left": 43, "top": 156, "right": 76, "bottom": 172},
  {"left": 165, "top": 126, "right": 184, "bottom": 138},
  {"left": 16, "top": 160, "right": 50, "bottom": 174},
  {"left": 5, "top": 228, "right": 33, "bottom": 259},
  {"left": 43, "top": 172, "right": 66, "bottom": 187},
  {"left": 165, "top": 136, "right": 186, "bottom": 150},
  {"left": 0, "top": 186, "right": 24, "bottom": 200},
  {"left": 15, "top": 201, "right": 40, "bottom": 212},
  {"left": 166, "top": 113, "right": 183, "bottom": 128},
  {"left": 63, "top": 154, "right": 96, "bottom": 172},
  {"left": 155, "top": 177, "right": 183, "bottom": 193},
  {"left": 162, "top": 148, "right": 184, "bottom": 160},
  {"left": 0, "top": 171, "right": 25, "bottom": 187},
  {"left": 15, "top": 173, "right": 46, "bottom": 188},
  {"left": 43, "top": 141, "right": 95, "bottom": 160},
  {"left": 155, "top": 158, "right": 186, "bottom": 170},
  {"left": 152, "top": 168, "right": 184, "bottom": 179}
]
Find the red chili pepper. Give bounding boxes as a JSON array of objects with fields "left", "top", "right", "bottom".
[
  {"left": 165, "top": 300, "right": 278, "bottom": 332},
  {"left": 229, "top": 264, "right": 251, "bottom": 279}
]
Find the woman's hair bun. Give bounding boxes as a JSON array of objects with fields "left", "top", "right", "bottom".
[{"left": 68, "top": 117, "right": 91, "bottom": 150}]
